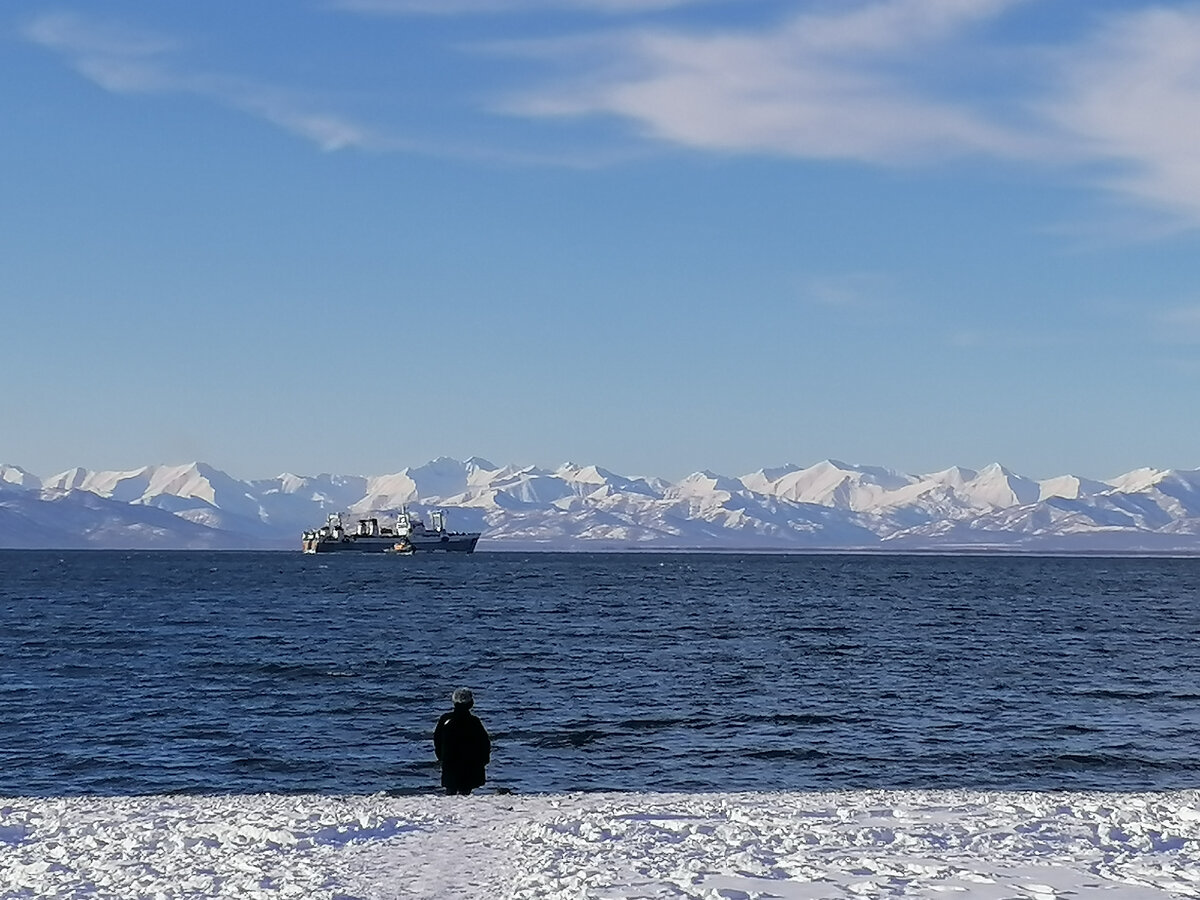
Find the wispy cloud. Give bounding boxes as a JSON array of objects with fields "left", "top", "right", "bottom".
[
  {"left": 329, "top": 0, "right": 715, "bottom": 14},
  {"left": 23, "top": 12, "right": 178, "bottom": 60},
  {"left": 26, "top": 2, "right": 1200, "bottom": 226},
  {"left": 1042, "top": 6, "right": 1200, "bottom": 225},
  {"left": 22, "top": 12, "right": 376, "bottom": 152},
  {"left": 19, "top": 10, "right": 630, "bottom": 163},
  {"left": 23, "top": 12, "right": 179, "bottom": 93},
  {"left": 489, "top": 0, "right": 1200, "bottom": 223},
  {"left": 497, "top": 0, "right": 1042, "bottom": 164},
  {"left": 802, "top": 273, "right": 895, "bottom": 314},
  {"left": 1155, "top": 305, "right": 1200, "bottom": 344}
]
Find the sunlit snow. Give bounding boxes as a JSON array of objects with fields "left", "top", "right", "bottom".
[
  {"left": 2, "top": 791, "right": 1198, "bottom": 898},
  {"left": 5, "top": 457, "right": 1200, "bottom": 550}
]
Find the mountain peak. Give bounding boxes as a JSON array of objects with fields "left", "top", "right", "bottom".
[
  {"left": 924, "top": 466, "right": 977, "bottom": 485},
  {"left": 747, "top": 463, "right": 801, "bottom": 481},
  {"left": 1107, "top": 467, "right": 1168, "bottom": 493},
  {"left": 9, "top": 457, "right": 1200, "bottom": 552},
  {"left": 0, "top": 464, "right": 41, "bottom": 491},
  {"left": 676, "top": 470, "right": 742, "bottom": 495}
]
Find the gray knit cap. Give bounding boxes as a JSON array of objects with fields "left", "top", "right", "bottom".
[{"left": 451, "top": 687, "right": 474, "bottom": 708}]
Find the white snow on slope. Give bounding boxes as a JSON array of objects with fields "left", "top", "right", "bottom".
[
  {"left": 0, "top": 488, "right": 254, "bottom": 549},
  {"left": 1039, "top": 474, "right": 1111, "bottom": 501},
  {"left": 1107, "top": 468, "right": 1169, "bottom": 494},
  {"left": 555, "top": 463, "right": 661, "bottom": 500},
  {"left": 7, "top": 457, "right": 1200, "bottom": 550},
  {"left": 956, "top": 462, "right": 1041, "bottom": 509},
  {"left": 743, "top": 462, "right": 1074, "bottom": 518},
  {"left": 0, "top": 464, "right": 40, "bottom": 492},
  {"left": 742, "top": 459, "right": 915, "bottom": 510},
  {"left": 350, "top": 458, "right": 516, "bottom": 513},
  {"left": 2, "top": 791, "right": 1199, "bottom": 899},
  {"left": 42, "top": 462, "right": 266, "bottom": 522}
]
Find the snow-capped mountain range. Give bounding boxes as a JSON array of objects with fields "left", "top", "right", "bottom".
[{"left": 2, "top": 457, "right": 1199, "bottom": 551}]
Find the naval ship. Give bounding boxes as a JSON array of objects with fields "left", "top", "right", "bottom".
[{"left": 301, "top": 508, "right": 481, "bottom": 553}]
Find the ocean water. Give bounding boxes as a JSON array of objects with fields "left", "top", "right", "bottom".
[{"left": 1, "top": 550, "right": 1198, "bottom": 796}]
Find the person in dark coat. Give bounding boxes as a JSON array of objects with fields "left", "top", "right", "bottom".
[{"left": 434, "top": 687, "right": 491, "bottom": 795}]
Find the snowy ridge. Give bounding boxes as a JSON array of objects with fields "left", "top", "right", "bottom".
[
  {"left": 0, "top": 464, "right": 40, "bottom": 492},
  {"left": 2, "top": 457, "right": 1200, "bottom": 550},
  {"left": 1, "top": 790, "right": 1199, "bottom": 899}
]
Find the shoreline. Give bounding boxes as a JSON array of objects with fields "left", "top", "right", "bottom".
[{"left": 4, "top": 788, "right": 1199, "bottom": 898}]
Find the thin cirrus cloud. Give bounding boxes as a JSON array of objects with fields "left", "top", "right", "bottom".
[
  {"left": 802, "top": 274, "right": 896, "bottom": 315},
  {"left": 19, "top": 9, "right": 615, "bottom": 164},
  {"left": 497, "top": 0, "right": 1045, "bottom": 164},
  {"left": 23, "top": 2, "right": 1200, "bottom": 226},
  {"left": 1156, "top": 305, "right": 1200, "bottom": 344},
  {"left": 21, "top": 12, "right": 377, "bottom": 152},
  {"left": 493, "top": 0, "right": 1200, "bottom": 223},
  {"left": 328, "top": 0, "right": 718, "bottom": 14},
  {"left": 1041, "top": 6, "right": 1200, "bottom": 226}
]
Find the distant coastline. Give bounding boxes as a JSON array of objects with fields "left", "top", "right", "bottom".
[
  {"left": 2, "top": 546, "right": 1199, "bottom": 558},
  {"left": 3, "top": 457, "right": 1199, "bottom": 553}
]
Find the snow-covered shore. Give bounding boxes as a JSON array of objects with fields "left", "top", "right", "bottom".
[{"left": 3, "top": 790, "right": 1199, "bottom": 898}]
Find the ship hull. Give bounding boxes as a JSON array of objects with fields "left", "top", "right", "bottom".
[
  {"left": 407, "top": 534, "right": 480, "bottom": 552},
  {"left": 302, "top": 536, "right": 395, "bottom": 553},
  {"left": 302, "top": 534, "right": 480, "bottom": 553}
]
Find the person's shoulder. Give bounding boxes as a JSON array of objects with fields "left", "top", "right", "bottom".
[{"left": 436, "top": 711, "right": 455, "bottom": 726}]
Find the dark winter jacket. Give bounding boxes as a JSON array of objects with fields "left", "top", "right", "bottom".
[{"left": 433, "top": 707, "right": 491, "bottom": 790}]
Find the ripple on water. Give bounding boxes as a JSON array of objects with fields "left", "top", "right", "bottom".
[{"left": 1, "top": 551, "right": 1199, "bottom": 795}]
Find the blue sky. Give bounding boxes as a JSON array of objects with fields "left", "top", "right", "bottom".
[{"left": 3, "top": 0, "right": 1199, "bottom": 481}]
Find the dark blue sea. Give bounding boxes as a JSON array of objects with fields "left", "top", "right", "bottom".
[{"left": 1, "top": 551, "right": 1198, "bottom": 796}]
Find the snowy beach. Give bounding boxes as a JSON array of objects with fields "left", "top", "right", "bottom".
[
  {"left": 4, "top": 790, "right": 1200, "bottom": 899},
  {"left": 6, "top": 555, "right": 1200, "bottom": 897}
]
